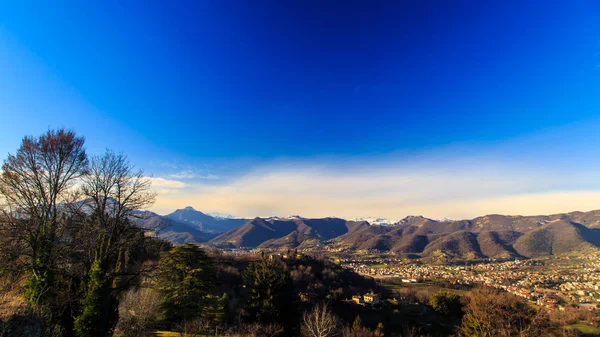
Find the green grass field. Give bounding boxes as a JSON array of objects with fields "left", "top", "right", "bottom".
[
  {"left": 369, "top": 263, "right": 388, "bottom": 269},
  {"left": 566, "top": 324, "right": 600, "bottom": 336}
]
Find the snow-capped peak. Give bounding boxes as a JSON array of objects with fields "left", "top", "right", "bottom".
[
  {"left": 207, "top": 212, "right": 238, "bottom": 220},
  {"left": 265, "top": 215, "right": 307, "bottom": 221},
  {"left": 350, "top": 217, "right": 398, "bottom": 226}
]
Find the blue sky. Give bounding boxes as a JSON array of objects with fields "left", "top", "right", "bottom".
[{"left": 1, "top": 1, "right": 600, "bottom": 218}]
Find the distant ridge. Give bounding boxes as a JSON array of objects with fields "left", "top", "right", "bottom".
[
  {"left": 138, "top": 207, "right": 600, "bottom": 259},
  {"left": 166, "top": 206, "right": 248, "bottom": 233},
  {"left": 133, "top": 210, "right": 218, "bottom": 244},
  {"left": 209, "top": 217, "right": 368, "bottom": 249},
  {"left": 333, "top": 210, "right": 600, "bottom": 259},
  {"left": 135, "top": 207, "right": 249, "bottom": 244}
]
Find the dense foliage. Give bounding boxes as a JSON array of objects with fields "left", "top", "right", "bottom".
[
  {"left": 429, "top": 291, "right": 463, "bottom": 317},
  {"left": 243, "top": 252, "right": 297, "bottom": 328},
  {"left": 156, "top": 244, "right": 224, "bottom": 329}
]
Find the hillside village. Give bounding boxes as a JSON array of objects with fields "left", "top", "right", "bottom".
[{"left": 340, "top": 250, "right": 600, "bottom": 310}]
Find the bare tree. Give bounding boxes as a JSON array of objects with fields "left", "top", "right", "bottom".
[
  {"left": 77, "top": 150, "right": 156, "bottom": 272},
  {"left": 0, "top": 131, "right": 163, "bottom": 337},
  {"left": 81, "top": 150, "right": 155, "bottom": 224},
  {"left": 302, "top": 302, "right": 339, "bottom": 337},
  {"left": 0, "top": 129, "right": 87, "bottom": 304},
  {"left": 74, "top": 150, "right": 157, "bottom": 337}
]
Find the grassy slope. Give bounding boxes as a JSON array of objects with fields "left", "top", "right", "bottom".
[{"left": 566, "top": 324, "right": 600, "bottom": 336}]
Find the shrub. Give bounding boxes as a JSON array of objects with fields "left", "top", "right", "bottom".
[
  {"left": 429, "top": 291, "right": 462, "bottom": 317},
  {"left": 114, "top": 288, "right": 162, "bottom": 337}
]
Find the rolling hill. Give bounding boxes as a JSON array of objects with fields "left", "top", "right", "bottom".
[
  {"left": 138, "top": 207, "right": 600, "bottom": 259},
  {"left": 209, "top": 217, "right": 370, "bottom": 248},
  {"left": 332, "top": 211, "right": 600, "bottom": 259},
  {"left": 513, "top": 220, "right": 600, "bottom": 257}
]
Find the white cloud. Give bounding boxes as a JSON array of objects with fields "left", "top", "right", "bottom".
[
  {"left": 148, "top": 177, "right": 186, "bottom": 189},
  {"left": 149, "top": 159, "right": 600, "bottom": 219},
  {"left": 149, "top": 119, "right": 600, "bottom": 218},
  {"left": 169, "top": 170, "right": 197, "bottom": 179},
  {"left": 169, "top": 170, "right": 219, "bottom": 180}
]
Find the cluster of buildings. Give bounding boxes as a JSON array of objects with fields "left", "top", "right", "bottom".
[
  {"left": 343, "top": 258, "right": 469, "bottom": 280},
  {"left": 215, "top": 246, "right": 600, "bottom": 310},
  {"left": 341, "top": 253, "right": 600, "bottom": 310},
  {"left": 351, "top": 293, "right": 380, "bottom": 305}
]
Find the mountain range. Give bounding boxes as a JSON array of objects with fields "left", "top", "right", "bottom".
[
  {"left": 134, "top": 207, "right": 247, "bottom": 244},
  {"left": 138, "top": 207, "right": 600, "bottom": 260}
]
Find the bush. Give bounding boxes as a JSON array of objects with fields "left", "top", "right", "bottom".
[
  {"left": 114, "top": 288, "right": 161, "bottom": 337},
  {"left": 459, "top": 287, "right": 574, "bottom": 337},
  {"left": 0, "top": 293, "right": 43, "bottom": 337},
  {"left": 221, "top": 323, "right": 284, "bottom": 337},
  {"left": 429, "top": 291, "right": 462, "bottom": 317}
]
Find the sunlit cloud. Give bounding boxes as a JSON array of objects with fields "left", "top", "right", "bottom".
[
  {"left": 168, "top": 170, "right": 219, "bottom": 180},
  {"left": 148, "top": 120, "right": 600, "bottom": 219},
  {"left": 147, "top": 177, "right": 186, "bottom": 189},
  {"left": 149, "top": 158, "right": 600, "bottom": 219}
]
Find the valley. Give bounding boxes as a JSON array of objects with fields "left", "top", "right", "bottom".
[{"left": 139, "top": 206, "right": 600, "bottom": 331}]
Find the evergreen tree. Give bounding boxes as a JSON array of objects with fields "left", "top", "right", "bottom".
[
  {"left": 243, "top": 252, "right": 297, "bottom": 328},
  {"left": 156, "top": 244, "right": 219, "bottom": 325},
  {"left": 73, "top": 259, "right": 117, "bottom": 337}
]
